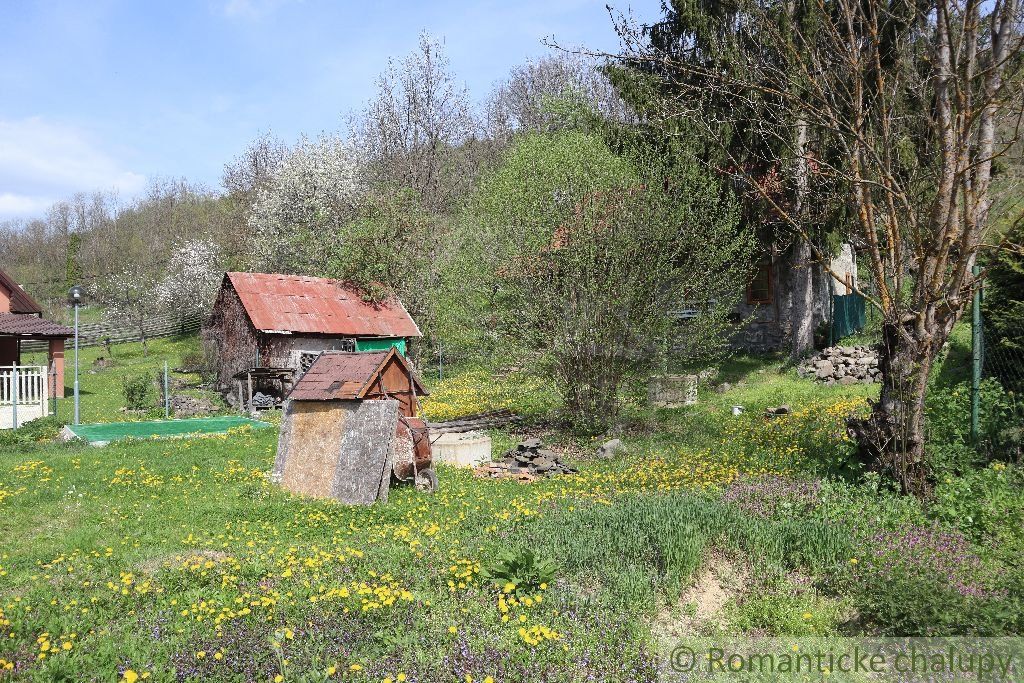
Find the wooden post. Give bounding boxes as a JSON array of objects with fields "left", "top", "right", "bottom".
[
  {"left": 971, "top": 265, "right": 982, "bottom": 443},
  {"left": 237, "top": 380, "right": 244, "bottom": 414},
  {"left": 247, "top": 371, "right": 254, "bottom": 416}
]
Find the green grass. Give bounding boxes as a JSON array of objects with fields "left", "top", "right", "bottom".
[
  {"left": 23, "top": 336, "right": 227, "bottom": 424},
  {"left": 2, "top": 338, "right": 1021, "bottom": 681}
]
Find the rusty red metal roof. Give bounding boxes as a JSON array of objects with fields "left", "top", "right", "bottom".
[
  {"left": 0, "top": 313, "right": 74, "bottom": 337},
  {"left": 289, "top": 349, "right": 427, "bottom": 401},
  {"left": 226, "top": 272, "right": 421, "bottom": 338},
  {"left": 0, "top": 269, "right": 42, "bottom": 314}
]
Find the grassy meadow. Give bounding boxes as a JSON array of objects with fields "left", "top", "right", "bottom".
[{"left": 2, "top": 334, "right": 1022, "bottom": 682}]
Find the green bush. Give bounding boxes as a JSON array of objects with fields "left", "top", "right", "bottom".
[
  {"left": 981, "top": 220, "right": 1024, "bottom": 392},
  {"left": 931, "top": 462, "right": 1024, "bottom": 544},
  {"left": 121, "top": 373, "right": 154, "bottom": 410}
]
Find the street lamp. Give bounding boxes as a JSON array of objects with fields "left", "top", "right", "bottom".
[{"left": 68, "top": 285, "right": 84, "bottom": 425}]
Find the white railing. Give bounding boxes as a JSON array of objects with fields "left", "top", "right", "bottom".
[{"left": 0, "top": 365, "right": 48, "bottom": 429}]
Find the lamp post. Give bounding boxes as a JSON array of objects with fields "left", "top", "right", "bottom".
[{"left": 68, "top": 285, "right": 84, "bottom": 425}]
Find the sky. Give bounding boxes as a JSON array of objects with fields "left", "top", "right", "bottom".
[{"left": 0, "top": 0, "right": 662, "bottom": 221}]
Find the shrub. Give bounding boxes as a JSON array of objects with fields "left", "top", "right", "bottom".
[
  {"left": 121, "top": 373, "right": 154, "bottom": 410},
  {"left": 930, "top": 462, "right": 1024, "bottom": 544}
]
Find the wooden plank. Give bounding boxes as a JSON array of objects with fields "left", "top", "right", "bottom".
[{"left": 328, "top": 399, "right": 399, "bottom": 505}]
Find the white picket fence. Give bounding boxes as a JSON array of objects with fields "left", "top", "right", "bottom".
[{"left": 0, "top": 365, "right": 48, "bottom": 429}]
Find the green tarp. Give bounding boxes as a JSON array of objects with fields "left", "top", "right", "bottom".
[
  {"left": 65, "top": 416, "right": 270, "bottom": 445},
  {"left": 355, "top": 337, "right": 407, "bottom": 355},
  {"left": 831, "top": 293, "right": 866, "bottom": 343}
]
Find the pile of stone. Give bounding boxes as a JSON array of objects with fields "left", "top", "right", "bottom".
[
  {"left": 798, "top": 345, "right": 881, "bottom": 385},
  {"left": 171, "top": 395, "right": 217, "bottom": 418},
  {"left": 249, "top": 391, "right": 276, "bottom": 411},
  {"left": 474, "top": 438, "right": 577, "bottom": 481}
]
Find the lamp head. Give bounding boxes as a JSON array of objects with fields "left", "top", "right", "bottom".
[{"left": 68, "top": 285, "right": 85, "bottom": 304}]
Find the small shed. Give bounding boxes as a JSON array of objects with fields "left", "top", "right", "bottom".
[
  {"left": 203, "top": 272, "right": 422, "bottom": 391},
  {"left": 288, "top": 348, "right": 427, "bottom": 416},
  {"left": 272, "top": 349, "right": 432, "bottom": 504}
]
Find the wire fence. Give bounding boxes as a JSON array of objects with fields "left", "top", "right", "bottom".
[{"left": 977, "top": 317, "right": 1023, "bottom": 461}]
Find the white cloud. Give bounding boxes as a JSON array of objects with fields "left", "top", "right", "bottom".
[
  {"left": 0, "top": 117, "right": 146, "bottom": 219},
  {"left": 0, "top": 193, "right": 52, "bottom": 218}
]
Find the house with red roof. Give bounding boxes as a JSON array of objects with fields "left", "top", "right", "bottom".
[
  {"left": 1, "top": 269, "right": 74, "bottom": 428},
  {"left": 0, "top": 268, "right": 73, "bottom": 397},
  {"left": 203, "top": 272, "right": 422, "bottom": 391}
]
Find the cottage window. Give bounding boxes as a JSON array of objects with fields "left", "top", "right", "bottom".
[{"left": 747, "top": 259, "right": 773, "bottom": 304}]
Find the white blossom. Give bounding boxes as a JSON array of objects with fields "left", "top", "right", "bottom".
[
  {"left": 155, "top": 239, "right": 224, "bottom": 318},
  {"left": 248, "top": 134, "right": 362, "bottom": 272}
]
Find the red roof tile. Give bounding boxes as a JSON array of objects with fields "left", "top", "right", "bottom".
[
  {"left": 0, "top": 313, "right": 74, "bottom": 337},
  {"left": 289, "top": 349, "right": 427, "bottom": 401},
  {"left": 226, "top": 272, "right": 421, "bottom": 337},
  {"left": 0, "top": 269, "right": 42, "bottom": 314}
]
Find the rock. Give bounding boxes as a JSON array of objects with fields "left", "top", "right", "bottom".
[
  {"left": 815, "top": 363, "right": 836, "bottom": 380},
  {"left": 484, "top": 437, "right": 574, "bottom": 479},
  {"left": 839, "top": 375, "right": 859, "bottom": 385},
  {"left": 801, "top": 345, "right": 881, "bottom": 384},
  {"left": 764, "top": 404, "right": 791, "bottom": 418},
  {"left": 596, "top": 438, "right": 626, "bottom": 460},
  {"left": 250, "top": 391, "right": 276, "bottom": 410},
  {"left": 715, "top": 382, "right": 733, "bottom": 394}
]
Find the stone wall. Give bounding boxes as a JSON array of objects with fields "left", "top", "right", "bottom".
[{"left": 732, "top": 242, "right": 859, "bottom": 353}]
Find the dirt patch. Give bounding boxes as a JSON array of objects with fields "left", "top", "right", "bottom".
[{"left": 653, "top": 556, "right": 749, "bottom": 641}]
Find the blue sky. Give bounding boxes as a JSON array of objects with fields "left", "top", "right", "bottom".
[{"left": 0, "top": 0, "right": 661, "bottom": 220}]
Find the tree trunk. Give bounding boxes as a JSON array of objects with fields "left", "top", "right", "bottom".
[
  {"left": 789, "top": 118, "right": 814, "bottom": 360},
  {"left": 790, "top": 239, "right": 816, "bottom": 360},
  {"left": 847, "top": 317, "right": 948, "bottom": 495}
]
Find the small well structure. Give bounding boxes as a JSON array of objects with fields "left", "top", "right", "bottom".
[
  {"left": 273, "top": 349, "right": 433, "bottom": 504},
  {"left": 431, "top": 431, "right": 492, "bottom": 468}
]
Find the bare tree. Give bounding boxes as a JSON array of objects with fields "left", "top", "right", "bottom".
[
  {"left": 485, "top": 53, "right": 635, "bottom": 140},
  {"left": 600, "top": 0, "right": 1024, "bottom": 493},
  {"left": 222, "top": 131, "right": 288, "bottom": 199},
  {"left": 350, "top": 31, "right": 478, "bottom": 210},
  {"left": 96, "top": 264, "right": 163, "bottom": 357}
]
